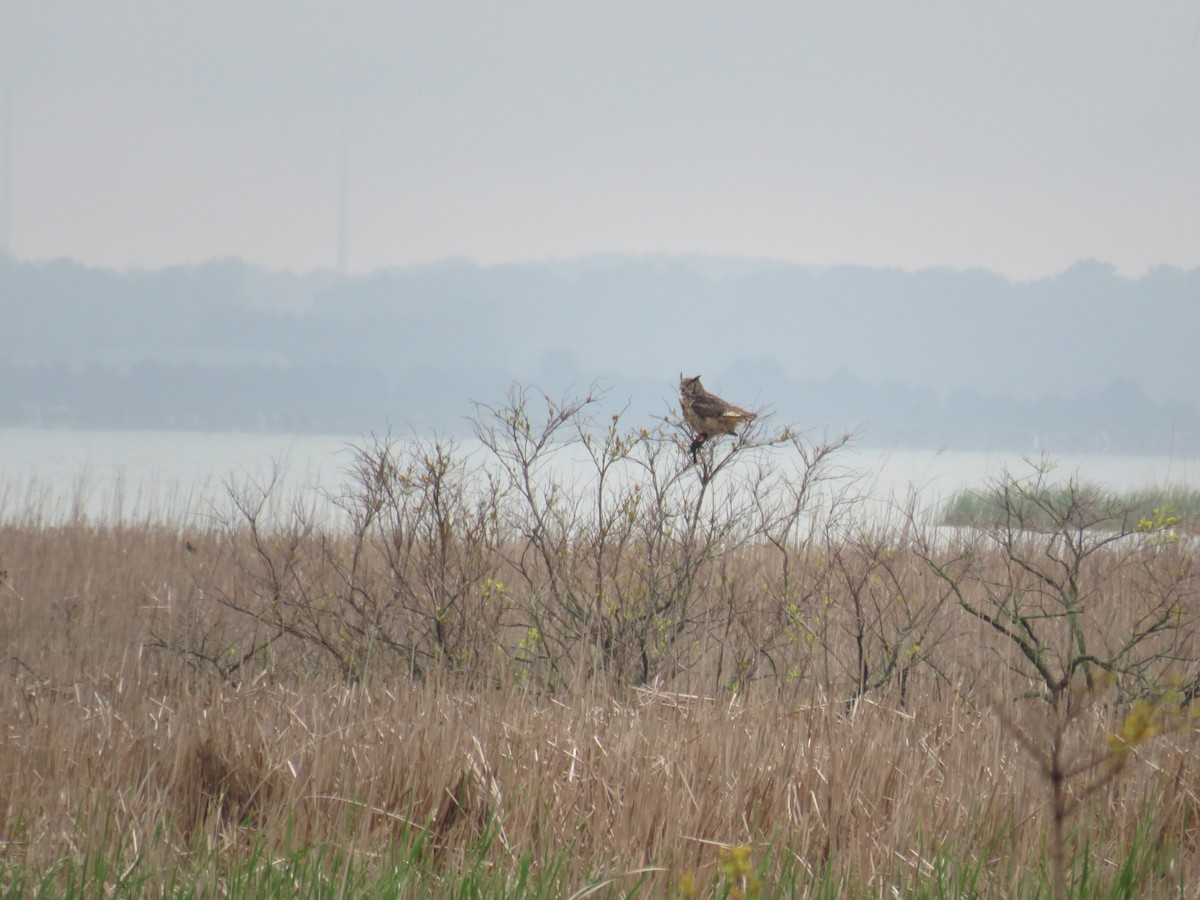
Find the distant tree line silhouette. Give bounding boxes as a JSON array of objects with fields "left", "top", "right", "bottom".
[
  {"left": 2, "top": 358, "right": 1196, "bottom": 454},
  {"left": 2, "top": 252, "right": 1197, "bottom": 452}
]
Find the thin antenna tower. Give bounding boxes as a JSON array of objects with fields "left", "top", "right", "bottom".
[
  {"left": 336, "top": 93, "right": 349, "bottom": 277},
  {"left": 0, "top": 87, "right": 12, "bottom": 256}
]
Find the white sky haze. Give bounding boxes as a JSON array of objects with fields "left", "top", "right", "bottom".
[{"left": 1, "top": 1, "right": 1198, "bottom": 279}]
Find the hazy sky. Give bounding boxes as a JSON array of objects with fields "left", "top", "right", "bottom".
[{"left": 1, "top": 2, "right": 1198, "bottom": 279}]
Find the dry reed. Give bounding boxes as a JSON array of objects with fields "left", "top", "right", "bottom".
[{"left": 2, "top": 508, "right": 1197, "bottom": 896}]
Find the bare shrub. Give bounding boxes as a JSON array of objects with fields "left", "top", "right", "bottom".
[
  {"left": 470, "top": 384, "right": 856, "bottom": 690},
  {"left": 915, "top": 456, "right": 1200, "bottom": 705},
  {"left": 188, "top": 436, "right": 509, "bottom": 685}
]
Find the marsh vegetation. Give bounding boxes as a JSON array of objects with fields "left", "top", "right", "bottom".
[{"left": 2, "top": 387, "right": 1198, "bottom": 897}]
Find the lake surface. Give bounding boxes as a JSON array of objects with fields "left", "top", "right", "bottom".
[{"left": 1, "top": 427, "right": 1197, "bottom": 527}]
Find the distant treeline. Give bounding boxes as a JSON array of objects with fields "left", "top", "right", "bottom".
[
  {"left": 3, "top": 359, "right": 1196, "bottom": 454},
  {"left": 2, "top": 252, "right": 1198, "bottom": 453}
]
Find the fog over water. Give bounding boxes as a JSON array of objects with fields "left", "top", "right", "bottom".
[
  {"left": 2, "top": 428, "right": 1197, "bottom": 528},
  {"left": 3, "top": 6, "right": 1197, "bottom": 505}
]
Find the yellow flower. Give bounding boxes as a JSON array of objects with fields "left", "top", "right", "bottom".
[
  {"left": 677, "top": 869, "right": 698, "bottom": 897},
  {"left": 719, "top": 844, "right": 755, "bottom": 882}
]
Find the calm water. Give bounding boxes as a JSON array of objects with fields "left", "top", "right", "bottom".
[{"left": 1, "top": 426, "right": 1197, "bottom": 526}]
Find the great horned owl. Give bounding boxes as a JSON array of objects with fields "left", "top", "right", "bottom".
[{"left": 679, "top": 374, "right": 756, "bottom": 461}]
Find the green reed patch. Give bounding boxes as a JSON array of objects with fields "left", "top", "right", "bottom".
[{"left": 941, "top": 482, "right": 1200, "bottom": 535}]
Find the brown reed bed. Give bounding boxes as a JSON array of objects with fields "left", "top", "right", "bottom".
[
  {"left": 2, "top": 395, "right": 1199, "bottom": 895},
  {"left": 1, "top": 511, "right": 1197, "bottom": 897}
]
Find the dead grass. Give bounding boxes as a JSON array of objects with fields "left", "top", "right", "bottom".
[{"left": 2, "top": 509, "right": 1199, "bottom": 896}]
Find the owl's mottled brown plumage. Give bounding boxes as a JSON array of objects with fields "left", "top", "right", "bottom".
[{"left": 679, "top": 374, "right": 756, "bottom": 461}]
